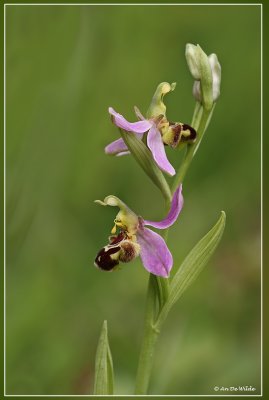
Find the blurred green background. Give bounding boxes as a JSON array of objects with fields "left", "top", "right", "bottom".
[{"left": 6, "top": 4, "right": 261, "bottom": 396}]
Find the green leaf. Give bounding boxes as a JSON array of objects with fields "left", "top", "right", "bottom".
[
  {"left": 120, "top": 129, "right": 172, "bottom": 203},
  {"left": 93, "top": 320, "right": 114, "bottom": 395},
  {"left": 155, "top": 211, "right": 226, "bottom": 330}
]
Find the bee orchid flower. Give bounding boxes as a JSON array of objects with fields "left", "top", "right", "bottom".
[
  {"left": 94, "top": 184, "right": 183, "bottom": 278},
  {"left": 105, "top": 83, "right": 196, "bottom": 177}
]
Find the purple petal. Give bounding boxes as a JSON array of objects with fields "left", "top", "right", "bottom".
[
  {"left": 144, "top": 184, "right": 183, "bottom": 229},
  {"left": 137, "top": 227, "right": 173, "bottom": 277},
  {"left": 147, "top": 125, "right": 175, "bottom": 176},
  {"left": 105, "top": 138, "right": 129, "bottom": 155},
  {"left": 109, "top": 107, "right": 152, "bottom": 133}
]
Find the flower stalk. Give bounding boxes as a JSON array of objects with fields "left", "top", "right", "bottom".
[
  {"left": 135, "top": 43, "right": 220, "bottom": 394},
  {"left": 134, "top": 274, "right": 160, "bottom": 395},
  {"left": 94, "top": 42, "right": 223, "bottom": 396},
  {"left": 172, "top": 105, "right": 213, "bottom": 193}
]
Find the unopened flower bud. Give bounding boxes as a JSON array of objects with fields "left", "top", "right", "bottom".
[
  {"left": 208, "top": 53, "right": 221, "bottom": 102},
  {"left": 185, "top": 43, "right": 214, "bottom": 110},
  {"left": 192, "top": 53, "right": 221, "bottom": 104},
  {"left": 185, "top": 43, "right": 201, "bottom": 80},
  {"left": 192, "top": 80, "right": 202, "bottom": 103}
]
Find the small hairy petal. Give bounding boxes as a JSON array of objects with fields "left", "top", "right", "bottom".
[
  {"left": 147, "top": 125, "right": 175, "bottom": 176},
  {"left": 144, "top": 184, "right": 183, "bottom": 229},
  {"left": 137, "top": 227, "right": 173, "bottom": 277},
  {"left": 109, "top": 107, "right": 152, "bottom": 133},
  {"left": 105, "top": 138, "right": 128, "bottom": 155},
  {"left": 134, "top": 106, "right": 146, "bottom": 121},
  {"left": 116, "top": 151, "right": 131, "bottom": 157}
]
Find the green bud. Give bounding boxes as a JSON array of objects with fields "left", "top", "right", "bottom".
[
  {"left": 185, "top": 43, "right": 201, "bottom": 80},
  {"left": 192, "top": 53, "right": 221, "bottom": 104},
  {"left": 192, "top": 80, "right": 202, "bottom": 103},
  {"left": 208, "top": 53, "right": 221, "bottom": 101},
  {"left": 196, "top": 45, "right": 213, "bottom": 110},
  {"left": 146, "top": 82, "right": 176, "bottom": 119},
  {"left": 185, "top": 43, "right": 214, "bottom": 110}
]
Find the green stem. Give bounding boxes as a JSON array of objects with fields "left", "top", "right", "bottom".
[
  {"left": 191, "top": 101, "right": 203, "bottom": 127},
  {"left": 172, "top": 105, "right": 212, "bottom": 193},
  {"left": 134, "top": 274, "right": 160, "bottom": 394},
  {"left": 134, "top": 229, "right": 170, "bottom": 394},
  {"left": 134, "top": 103, "right": 215, "bottom": 395}
]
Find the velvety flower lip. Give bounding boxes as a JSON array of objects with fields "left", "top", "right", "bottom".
[
  {"left": 106, "top": 107, "right": 175, "bottom": 176},
  {"left": 95, "top": 184, "right": 184, "bottom": 278}
]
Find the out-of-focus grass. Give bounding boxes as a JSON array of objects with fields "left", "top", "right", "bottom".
[{"left": 6, "top": 5, "right": 261, "bottom": 395}]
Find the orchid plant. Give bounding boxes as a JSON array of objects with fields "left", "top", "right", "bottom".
[{"left": 93, "top": 43, "right": 225, "bottom": 395}]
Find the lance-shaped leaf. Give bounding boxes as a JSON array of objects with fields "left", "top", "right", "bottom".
[
  {"left": 120, "top": 129, "right": 172, "bottom": 203},
  {"left": 155, "top": 211, "right": 226, "bottom": 329},
  {"left": 93, "top": 320, "right": 114, "bottom": 395}
]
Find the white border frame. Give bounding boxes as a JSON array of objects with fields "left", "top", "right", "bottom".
[{"left": 3, "top": 2, "right": 263, "bottom": 397}]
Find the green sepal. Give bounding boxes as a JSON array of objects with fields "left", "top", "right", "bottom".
[
  {"left": 154, "top": 211, "right": 226, "bottom": 330},
  {"left": 93, "top": 320, "right": 114, "bottom": 395}
]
